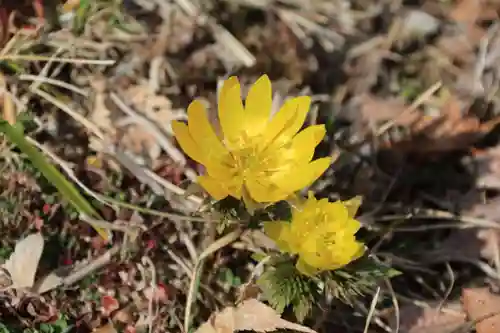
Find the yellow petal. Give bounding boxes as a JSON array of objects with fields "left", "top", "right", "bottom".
[
  {"left": 245, "top": 177, "right": 287, "bottom": 203},
  {"left": 343, "top": 196, "right": 362, "bottom": 219},
  {"left": 187, "top": 100, "right": 227, "bottom": 161},
  {"left": 287, "top": 125, "right": 326, "bottom": 162},
  {"left": 330, "top": 239, "right": 364, "bottom": 268},
  {"left": 324, "top": 201, "right": 349, "bottom": 228},
  {"left": 171, "top": 120, "right": 205, "bottom": 164},
  {"left": 343, "top": 218, "right": 362, "bottom": 235},
  {"left": 218, "top": 77, "right": 245, "bottom": 145},
  {"left": 244, "top": 75, "right": 272, "bottom": 136},
  {"left": 273, "top": 157, "right": 331, "bottom": 193},
  {"left": 263, "top": 221, "right": 292, "bottom": 252},
  {"left": 296, "top": 258, "right": 321, "bottom": 276},
  {"left": 201, "top": 169, "right": 243, "bottom": 200},
  {"left": 242, "top": 186, "right": 261, "bottom": 215},
  {"left": 197, "top": 175, "right": 229, "bottom": 200},
  {"left": 261, "top": 96, "right": 311, "bottom": 149}
]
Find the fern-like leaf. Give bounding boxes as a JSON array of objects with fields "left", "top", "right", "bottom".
[
  {"left": 257, "top": 260, "right": 319, "bottom": 322},
  {"left": 324, "top": 256, "right": 400, "bottom": 305}
]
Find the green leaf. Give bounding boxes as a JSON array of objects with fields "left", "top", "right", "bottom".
[
  {"left": 257, "top": 260, "right": 319, "bottom": 322},
  {"left": 0, "top": 120, "right": 110, "bottom": 241},
  {"left": 324, "top": 256, "right": 400, "bottom": 305}
]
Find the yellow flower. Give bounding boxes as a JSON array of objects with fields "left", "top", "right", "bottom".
[
  {"left": 264, "top": 193, "right": 365, "bottom": 276},
  {"left": 171, "top": 75, "right": 331, "bottom": 204}
]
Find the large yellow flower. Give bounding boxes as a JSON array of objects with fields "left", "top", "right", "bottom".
[
  {"left": 171, "top": 75, "right": 331, "bottom": 204},
  {"left": 264, "top": 193, "right": 365, "bottom": 276}
]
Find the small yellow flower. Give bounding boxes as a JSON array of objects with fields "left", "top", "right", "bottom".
[
  {"left": 171, "top": 75, "right": 331, "bottom": 204},
  {"left": 264, "top": 193, "right": 365, "bottom": 276}
]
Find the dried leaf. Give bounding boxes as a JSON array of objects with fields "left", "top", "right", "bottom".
[
  {"left": 89, "top": 78, "right": 115, "bottom": 136},
  {"left": 93, "top": 322, "right": 118, "bottom": 333},
  {"left": 462, "top": 288, "right": 500, "bottom": 333},
  {"left": 117, "top": 83, "right": 181, "bottom": 164},
  {"left": 387, "top": 302, "right": 466, "bottom": 333},
  {"left": 421, "top": 196, "right": 500, "bottom": 265},
  {"left": 0, "top": 74, "right": 16, "bottom": 125},
  {"left": 449, "top": 0, "right": 481, "bottom": 25},
  {"left": 33, "top": 271, "right": 63, "bottom": 294},
  {"left": 474, "top": 146, "right": 500, "bottom": 189},
  {"left": 194, "top": 299, "right": 317, "bottom": 333},
  {"left": 100, "top": 295, "right": 120, "bottom": 316},
  {"left": 21, "top": 297, "right": 58, "bottom": 324},
  {"left": 354, "top": 94, "right": 420, "bottom": 126},
  {"left": 2, "top": 233, "right": 44, "bottom": 290},
  {"left": 384, "top": 95, "right": 500, "bottom": 153}
]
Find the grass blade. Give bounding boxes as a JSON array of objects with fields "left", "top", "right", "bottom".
[{"left": 0, "top": 120, "right": 111, "bottom": 241}]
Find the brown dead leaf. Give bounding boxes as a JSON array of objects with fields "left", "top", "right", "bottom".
[
  {"left": 344, "top": 48, "right": 391, "bottom": 96},
  {"left": 438, "top": 0, "right": 493, "bottom": 69},
  {"left": 0, "top": 74, "right": 16, "bottom": 125},
  {"left": 385, "top": 302, "right": 466, "bottom": 333},
  {"left": 195, "top": 299, "right": 316, "bottom": 333},
  {"left": 100, "top": 295, "right": 120, "bottom": 316},
  {"left": 93, "top": 322, "right": 118, "bottom": 333},
  {"left": 89, "top": 77, "right": 115, "bottom": 136},
  {"left": 435, "top": 33, "right": 478, "bottom": 65},
  {"left": 422, "top": 227, "right": 500, "bottom": 265},
  {"left": 355, "top": 94, "right": 421, "bottom": 126},
  {"left": 2, "top": 233, "right": 44, "bottom": 291},
  {"left": 448, "top": 0, "right": 487, "bottom": 42},
  {"left": 449, "top": 0, "right": 482, "bottom": 25},
  {"left": 474, "top": 146, "right": 500, "bottom": 189},
  {"left": 421, "top": 195, "right": 500, "bottom": 265},
  {"left": 449, "top": 0, "right": 499, "bottom": 24},
  {"left": 462, "top": 288, "right": 500, "bottom": 333},
  {"left": 383, "top": 95, "right": 500, "bottom": 154},
  {"left": 117, "top": 83, "right": 179, "bottom": 164},
  {"left": 18, "top": 296, "right": 58, "bottom": 324}
]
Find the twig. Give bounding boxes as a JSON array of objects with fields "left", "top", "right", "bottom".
[
  {"left": 20, "top": 74, "right": 89, "bottom": 96},
  {"left": 363, "top": 286, "right": 381, "bottom": 333},
  {"left": 0, "top": 54, "right": 115, "bottom": 65},
  {"left": 109, "top": 92, "right": 197, "bottom": 182},
  {"left": 63, "top": 245, "right": 121, "bottom": 286},
  {"left": 31, "top": 87, "right": 105, "bottom": 139},
  {"left": 375, "top": 81, "right": 442, "bottom": 136},
  {"left": 374, "top": 209, "right": 500, "bottom": 230},
  {"left": 184, "top": 228, "right": 243, "bottom": 332}
]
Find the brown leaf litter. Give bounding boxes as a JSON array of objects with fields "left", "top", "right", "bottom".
[
  {"left": 415, "top": 190, "right": 500, "bottom": 262},
  {"left": 384, "top": 287, "right": 500, "bottom": 333},
  {"left": 462, "top": 287, "right": 500, "bottom": 333},
  {"left": 358, "top": 93, "right": 500, "bottom": 154},
  {"left": 385, "top": 301, "right": 466, "bottom": 333},
  {"left": 88, "top": 76, "right": 185, "bottom": 168},
  {"left": 474, "top": 145, "right": 500, "bottom": 189},
  {"left": 194, "top": 298, "right": 316, "bottom": 333}
]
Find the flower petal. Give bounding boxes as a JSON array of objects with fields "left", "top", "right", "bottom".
[
  {"left": 171, "top": 120, "right": 205, "bottom": 164},
  {"left": 296, "top": 257, "right": 321, "bottom": 276},
  {"left": 324, "top": 201, "right": 349, "bottom": 229},
  {"left": 286, "top": 125, "right": 326, "bottom": 162},
  {"left": 244, "top": 75, "right": 272, "bottom": 136},
  {"left": 342, "top": 196, "right": 362, "bottom": 219},
  {"left": 245, "top": 177, "right": 287, "bottom": 203},
  {"left": 197, "top": 175, "right": 229, "bottom": 200},
  {"left": 272, "top": 157, "right": 331, "bottom": 193},
  {"left": 187, "top": 100, "right": 228, "bottom": 161},
  {"left": 343, "top": 218, "right": 362, "bottom": 235},
  {"left": 261, "top": 96, "right": 311, "bottom": 149},
  {"left": 263, "top": 221, "right": 292, "bottom": 252},
  {"left": 218, "top": 76, "right": 245, "bottom": 145}
]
